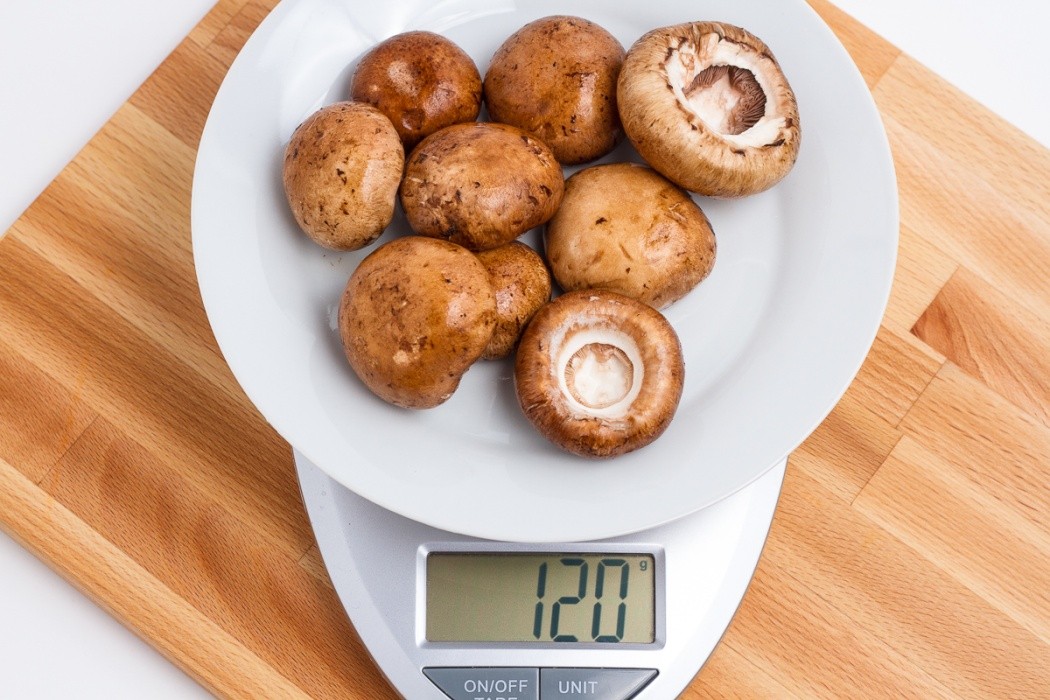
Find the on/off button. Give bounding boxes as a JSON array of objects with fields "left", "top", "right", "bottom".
[
  {"left": 424, "top": 667, "right": 539, "bottom": 700},
  {"left": 540, "top": 668, "right": 657, "bottom": 700}
]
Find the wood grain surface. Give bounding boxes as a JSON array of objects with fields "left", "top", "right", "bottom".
[{"left": 2, "top": 0, "right": 1048, "bottom": 697}]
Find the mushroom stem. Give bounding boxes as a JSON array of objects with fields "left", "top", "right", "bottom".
[{"left": 556, "top": 328, "right": 644, "bottom": 418}]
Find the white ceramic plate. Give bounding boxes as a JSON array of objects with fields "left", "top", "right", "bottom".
[{"left": 192, "top": 0, "right": 897, "bottom": 542}]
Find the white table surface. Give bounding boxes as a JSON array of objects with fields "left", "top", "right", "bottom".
[{"left": 1, "top": 1, "right": 1048, "bottom": 697}]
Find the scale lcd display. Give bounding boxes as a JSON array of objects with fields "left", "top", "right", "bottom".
[{"left": 426, "top": 552, "right": 655, "bottom": 643}]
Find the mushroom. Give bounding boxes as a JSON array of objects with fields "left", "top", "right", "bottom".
[
  {"left": 339, "top": 236, "right": 496, "bottom": 409},
  {"left": 515, "top": 290, "right": 684, "bottom": 458},
  {"left": 484, "top": 16, "right": 626, "bottom": 165},
  {"left": 350, "top": 31, "right": 482, "bottom": 151},
  {"left": 617, "top": 21, "right": 800, "bottom": 197},
  {"left": 476, "top": 242, "right": 552, "bottom": 359},
  {"left": 399, "top": 122, "right": 564, "bottom": 251},
  {"left": 545, "top": 163, "right": 716, "bottom": 309},
  {"left": 282, "top": 101, "right": 404, "bottom": 250}
]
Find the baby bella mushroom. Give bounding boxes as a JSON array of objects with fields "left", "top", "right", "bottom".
[
  {"left": 350, "top": 31, "right": 482, "bottom": 151},
  {"left": 515, "top": 290, "right": 684, "bottom": 458},
  {"left": 400, "top": 122, "right": 564, "bottom": 251},
  {"left": 618, "top": 21, "right": 800, "bottom": 197},
  {"left": 339, "top": 236, "right": 496, "bottom": 409},
  {"left": 476, "top": 242, "right": 552, "bottom": 360},
  {"left": 545, "top": 163, "right": 716, "bottom": 309},
  {"left": 282, "top": 101, "right": 404, "bottom": 250},
  {"left": 484, "top": 15, "right": 626, "bottom": 165}
]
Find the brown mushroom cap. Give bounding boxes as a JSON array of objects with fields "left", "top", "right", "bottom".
[
  {"left": 545, "top": 163, "right": 716, "bottom": 309},
  {"left": 484, "top": 15, "right": 626, "bottom": 165},
  {"left": 350, "top": 31, "right": 482, "bottom": 151},
  {"left": 476, "top": 242, "right": 552, "bottom": 359},
  {"left": 618, "top": 21, "right": 800, "bottom": 197},
  {"left": 515, "top": 289, "right": 684, "bottom": 458},
  {"left": 399, "top": 122, "right": 565, "bottom": 251},
  {"left": 282, "top": 102, "right": 404, "bottom": 250},
  {"left": 339, "top": 236, "right": 496, "bottom": 409}
]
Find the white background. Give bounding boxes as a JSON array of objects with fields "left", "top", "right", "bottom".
[{"left": 1, "top": 0, "right": 1048, "bottom": 697}]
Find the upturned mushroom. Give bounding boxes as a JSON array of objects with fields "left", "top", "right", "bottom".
[
  {"left": 476, "top": 242, "right": 552, "bottom": 359},
  {"left": 545, "top": 163, "right": 716, "bottom": 309},
  {"left": 484, "top": 15, "right": 626, "bottom": 165},
  {"left": 350, "top": 31, "right": 482, "bottom": 151},
  {"left": 282, "top": 101, "right": 404, "bottom": 250},
  {"left": 399, "top": 122, "right": 564, "bottom": 251},
  {"left": 339, "top": 236, "right": 496, "bottom": 409},
  {"left": 617, "top": 21, "right": 800, "bottom": 197},
  {"left": 515, "top": 290, "right": 684, "bottom": 458}
]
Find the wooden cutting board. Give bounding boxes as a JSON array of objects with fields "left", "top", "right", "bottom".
[{"left": 1, "top": 0, "right": 1048, "bottom": 696}]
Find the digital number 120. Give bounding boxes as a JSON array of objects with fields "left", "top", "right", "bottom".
[{"left": 532, "top": 557, "right": 635, "bottom": 642}]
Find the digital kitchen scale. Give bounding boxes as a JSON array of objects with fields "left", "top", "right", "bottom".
[{"left": 297, "top": 451, "right": 785, "bottom": 699}]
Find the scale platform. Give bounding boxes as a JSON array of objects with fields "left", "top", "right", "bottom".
[{"left": 297, "top": 453, "right": 785, "bottom": 699}]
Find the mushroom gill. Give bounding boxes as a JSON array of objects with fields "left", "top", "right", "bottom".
[
  {"left": 618, "top": 21, "right": 801, "bottom": 197},
  {"left": 683, "top": 65, "right": 766, "bottom": 136}
]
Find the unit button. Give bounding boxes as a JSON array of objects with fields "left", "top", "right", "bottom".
[
  {"left": 424, "top": 667, "right": 539, "bottom": 700},
  {"left": 540, "top": 668, "right": 657, "bottom": 700}
]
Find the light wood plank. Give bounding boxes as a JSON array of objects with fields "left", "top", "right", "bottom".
[
  {"left": 789, "top": 322, "right": 942, "bottom": 502},
  {"left": 0, "top": 337, "right": 97, "bottom": 482},
  {"left": 900, "top": 363, "right": 1050, "bottom": 533},
  {"left": 130, "top": 36, "right": 229, "bottom": 150},
  {"left": 913, "top": 266, "right": 1050, "bottom": 428},
  {"left": 754, "top": 468, "right": 1050, "bottom": 697},
  {"left": 189, "top": 0, "right": 260, "bottom": 50},
  {"left": 855, "top": 437, "right": 1050, "bottom": 648},
  {"left": 845, "top": 324, "right": 943, "bottom": 427},
  {"left": 792, "top": 393, "right": 901, "bottom": 502},
  {"left": 40, "top": 417, "right": 395, "bottom": 700},
  {"left": 12, "top": 175, "right": 250, "bottom": 416},
  {"left": 875, "top": 54, "right": 1050, "bottom": 224},
  {"left": 0, "top": 455, "right": 310, "bottom": 700},
  {"left": 297, "top": 544, "right": 334, "bottom": 590},
  {"left": 65, "top": 103, "right": 198, "bottom": 251},
  {"left": 882, "top": 221, "right": 958, "bottom": 334},
  {"left": 686, "top": 642, "right": 798, "bottom": 699},
  {"left": 718, "top": 470, "right": 957, "bottom": 700},
  {"left": 0, "top": 237, "right": 313, "bottom": 559},
  {"left": 879, "top": 111, "right": 1050, "bottom": 321},
  {"left": 207, "top": 0, "right": 276, "bottom": 67}
]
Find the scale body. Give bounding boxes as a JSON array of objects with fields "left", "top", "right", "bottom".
[{"left": 297, "top": 452, "right": 785, "bottom": 699}]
